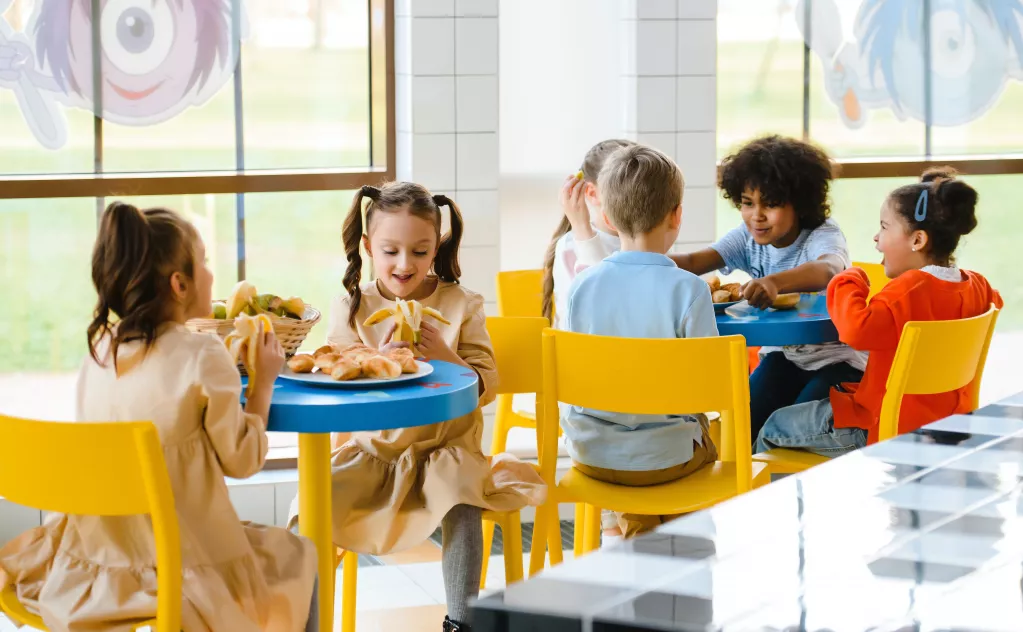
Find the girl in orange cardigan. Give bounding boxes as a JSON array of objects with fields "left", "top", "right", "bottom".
[{"left": 754, "top": 168, "right": 1003, "bottom": 455}]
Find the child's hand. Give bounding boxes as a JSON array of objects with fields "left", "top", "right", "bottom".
[
  {"left": 560, "top": 174, "right": 594, "bottom": 240},
  {"left": 743, "top": 277, "right": 780, "bottom": 309},
  {"left": 378, "top": 323, "right": 411, "bottom": 353},
  {"left": 417, "top": 321, "right": 464, "bottom": 366},
  {"left": 253, "top": 328, "right": 286, "bottom": 387}
]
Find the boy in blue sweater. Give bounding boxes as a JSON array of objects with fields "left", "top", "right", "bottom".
[{"left": 563, "top": 144, "right": 719, "bottom": 540}]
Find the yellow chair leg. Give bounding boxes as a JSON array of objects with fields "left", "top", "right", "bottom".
[
  {"left": 341, "top": 550, "right": 358, "bottom": 632},
  {"left": 573, "top": 503, "right": 585, "bottom": 558},
  {"left": 547, "top": 504, "right": 563, "bottom": 566},
  {"left": 502, "top": 512, "right": 524, "bottom": 585},
  {"left": 528, "top": 504, "right": 549, "bottom": 577},
  {"left": 480, "top": 518, "right": 495, "bottom": 590},
  {"left": 583, "top": 505, "right": 601, "bottom": 554}
]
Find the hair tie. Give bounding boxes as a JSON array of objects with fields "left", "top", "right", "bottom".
[
  {"left": 432, "top": 194, "right": 449, "bottom": 207},
  {"left": 914, "top": 187, "right": 929, "bottom": 222},
  {"left": 361, "top": 185, "right": 379, "bottom": 199}
]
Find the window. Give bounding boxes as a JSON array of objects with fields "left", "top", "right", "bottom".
[
  {"left": 716, "top": 0, "right": 1023, "bottom": 403},
  {"left": 0, "top": 0, "right": 394, "bottom": 462}
]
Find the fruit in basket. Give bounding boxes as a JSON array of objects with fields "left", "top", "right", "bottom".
[
  {"left": 209, "top": 301, "right": 228, "bottom": 319},
  {"left": 363, "top": 299, "right": 450, "bottom": 346},
  {"left": 227, "top": 281, "right": 258, "bottom": 319},
  {"left": 224, "top": 313, "right": 273, "bottom": 396},
  {"left": 280, "top": 297, "right": 306, "bottom": 319},
  {"left": 254, "top": 293, "right": 283, "bottom": 314}
]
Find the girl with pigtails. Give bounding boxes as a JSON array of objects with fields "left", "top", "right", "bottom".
[{"left": 288, "top": 182, "right": 545, "bottom": 632}]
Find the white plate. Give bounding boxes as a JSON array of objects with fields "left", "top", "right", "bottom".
[{"left": 278, "top": 360, "right": 434, "bottom": 388}]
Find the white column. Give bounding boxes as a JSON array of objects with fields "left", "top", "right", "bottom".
[
  {"left": 621, "top": 0, "right": 718, "bottom": 254},
  {"left": 395, "top": 0, "right": 500, "bottom": 308}
]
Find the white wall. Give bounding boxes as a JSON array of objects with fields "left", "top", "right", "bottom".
[{"left": 498, "top": 0, "right": 624, "bottom": 271}]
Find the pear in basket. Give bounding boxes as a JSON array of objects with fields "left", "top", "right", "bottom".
[
  {"left": 224, "top": 313, "right": 274, "bottom": 397},
  {"left": 363, "top": 299, "right": 450, "bottom": 350}
]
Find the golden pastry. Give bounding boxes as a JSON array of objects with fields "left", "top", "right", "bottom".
[
  {"left": 712, "top": 289, "right": 733, "bottom": 304},
  {"left": 287, "top": 354, "right": 315, "bottom": 373},
  {"left": 360, "top": 355, "right": 402, "bottom": 379},
  {"left": 313, "top": 344, "right": 334, "bottom": 358},
  {"left": 330, "top": 358, "right": 363, "bottom": 381},
  {"left": 314, "top": 353, "right": 340, "bottom": 373},
  {"left": 707, "top": 275, "right": 721, "bottom": 292},
  {"left": 342, "top": 346, "right": 379, "bottom": 365},
  {"left": 720, "top": 283, "right": 742, "bottom": 302},
  {"left": 772, "top": 293, "right": 801, "bottom": 310},
  {"left": 386, "top": 348, "right": 419, "bottom": 373}
]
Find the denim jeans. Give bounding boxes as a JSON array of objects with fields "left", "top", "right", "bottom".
[
  {"left": 749, "top": 352, "right": 864, "bottom": 443},
  {"left": 754, "top": 399, "right": 867, "bottom": 457}
]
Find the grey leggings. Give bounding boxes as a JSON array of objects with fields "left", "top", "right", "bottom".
[{"left": 442, "top": 504, "right": 483, "bottom": 625}]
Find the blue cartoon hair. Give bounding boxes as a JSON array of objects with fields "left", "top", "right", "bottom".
[
  {"left": 860, "top": 0, "right": 1023, "bottom": 112},
  {"left": 33, "top": 0, "right": 233, "bottom": 97}
]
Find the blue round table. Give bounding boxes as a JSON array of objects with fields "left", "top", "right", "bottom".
[
  {"left": 259, "top": 361, "right": 478, "bottom": 631},
  {"left": 715, "top": 293, "right": 839, "bottom": 347}
]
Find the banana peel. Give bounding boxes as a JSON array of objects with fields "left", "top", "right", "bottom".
[
  {"left": 363, "top": 299, "right": 450, "bottom": 347},
  {"left": 224, "top": 313, "right": 274, "bottom": 397}
]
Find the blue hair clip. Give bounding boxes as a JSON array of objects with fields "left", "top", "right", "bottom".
[{"left": 914, "top": 188, "right": 928, "bottom": 222}]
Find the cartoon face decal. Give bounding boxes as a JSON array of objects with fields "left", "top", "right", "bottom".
[
  {"left": 0, "top": 0, "right": 243, "bottom": 149},
  {"left": 797, "top": 0, "right": 1023, "bottom": 128}
]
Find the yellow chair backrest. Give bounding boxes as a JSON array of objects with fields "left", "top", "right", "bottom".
[
  {"left": 539, "top": 330, "right": 752, "bottom": 488},
  {"left": 853, "top": 261, "right": 890, "bottom": 299},
  {"left": 487, "top": 316, "right": 548, "bottom": 396},
  {"left": 878, "top": 305, "right": 1000, "bottom": 440},
  {"left": 496, "top": 270, "right": 544, "bottom": 317},
  {"left": 0, "top": 416, "right": 182, "bottom": 632}
]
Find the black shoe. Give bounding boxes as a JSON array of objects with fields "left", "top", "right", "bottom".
[{"left": 443, "top": 616, "right": 471, "bottom": 631}]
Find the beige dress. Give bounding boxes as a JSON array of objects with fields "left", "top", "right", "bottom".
[
  {"left": 288, "top": 280, "right": 546, "bottom": 555},
  {"left": 0, "top": 325, "right": 317, "bottom": 632}
]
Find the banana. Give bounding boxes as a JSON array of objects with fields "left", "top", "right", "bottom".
[
  {"left": 363, "top": 299, "right": 450, "bottom": 347},
  {"left": 281, "top": 297, "right": 306, "bottom": 319},
  {"left": 223, "top": 313, "right": 274, "bottom": 397},
  {"left": 226, "top": 281, "right": 258, "bottom": 319}
]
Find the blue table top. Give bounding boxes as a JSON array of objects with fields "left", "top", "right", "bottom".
[
  {"left": 474, "top": 390, "right": 1023, "bottom": 632},
  {"left": 715, "top": 292, "right": 838, "bottom": 347},
  {"left": 257, "top": 360, "right": 479, "bottom": 434}
]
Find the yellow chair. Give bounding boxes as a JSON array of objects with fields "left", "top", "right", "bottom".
[
  {"left": 754, "top": 305, "right": 1000, "bottom": 474},
  {"left": 853, "top": 261, "right": 890, "bottom": 299},
  {"left": 0, "top": 416, "right": 180, "bottom": 632},
  {"left": 490, "top": 270, "right": 547, "bottom": 459},
  {"left": 479, "top": 316, "right": 549, "bottom": 589},
  {"left": 528, "top": 330, "right": 769, "bottom": 573},
  {"left": 495, "top": 269, "right": 544, "bottom": 317},
  {"left": 337, "top": 317, "right": 548, "bottom": 631}
]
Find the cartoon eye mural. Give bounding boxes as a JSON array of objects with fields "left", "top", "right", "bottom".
[
  {"left": 101, "top": 0, "right": 176, "bottom": 76},
  {"left": 0, "top": 0, "right": 244, "bottom": 150},
  {"left": 797, "top": 0, "right": 1023, "bottom": 129}
]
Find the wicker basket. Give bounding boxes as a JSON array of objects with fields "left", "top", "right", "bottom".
[{"left": 186, "top": 306, "right": 321, "bottom": 362}]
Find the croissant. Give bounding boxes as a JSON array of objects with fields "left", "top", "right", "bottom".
[
  {"left": 342, "top": 346, "right": 379, "bottom": 365},
  {"left": 386, "top": 348, "right": 419, "bottom": 373},
  {"left": 313, "top": 344, "right": 334, "bottom": 358},
  {"left": 720, "top": 283, "right": 742, "bottom": 301},
  {"left": 314, "top": 353, "right": 340, "bottom": 373},
  {"left": 361, "top": 355, "right": 402, "bottom": 379},
  {"left": 330, "top": 358, "right": 363, "bottom": 381},
  {"left": 712, "top": 290, "right": 733, "bottom": 304},
  {"left": 287, "top": 354, "right": 315, "bottom": 373},
  {"left": 707, "top": 275, "right": 721, "bottom": 292}
]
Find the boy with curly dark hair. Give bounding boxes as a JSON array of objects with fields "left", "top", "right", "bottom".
[{"left": 673, "top": 135, "right": 865, "bottom": 443}]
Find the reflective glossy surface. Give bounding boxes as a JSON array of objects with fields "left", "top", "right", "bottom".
[{"left": 474, "top": 391, "right": 1023, "bottom": 632}]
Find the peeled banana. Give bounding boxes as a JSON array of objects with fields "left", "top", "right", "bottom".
[
  {"left": 363, "top": 299, "right": 450, "bottom": 346},
  {"left": 224, "top": 313, "right": 274, "bottom": 397}
]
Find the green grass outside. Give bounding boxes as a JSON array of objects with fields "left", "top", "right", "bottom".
[{"left": 0, "top": 42, "right": 1020, "bottom": 373}]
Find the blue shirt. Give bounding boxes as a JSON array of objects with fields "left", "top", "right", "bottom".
[
  {"left": 710, "top": 218, "right": 851, "bottom": 279},
  {"left": 562, "top": 251, "right": 719, "bottom": 471}
]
